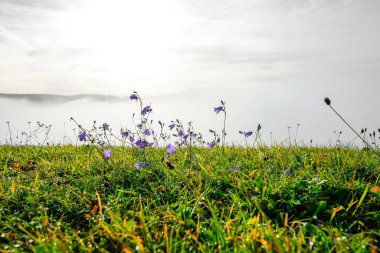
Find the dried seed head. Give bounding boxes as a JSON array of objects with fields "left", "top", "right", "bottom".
[{"left": 324, "top": 97, "right": 331, "bottom": 105}]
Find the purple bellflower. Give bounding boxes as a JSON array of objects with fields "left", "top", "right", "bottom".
[
  {"left": 121, "top": 131, "right": 129, "bottom": 138},
  {"left": 141, "top": 105, "right": 152, "bottom": 116},
  {"left": 166, "top": 144, "right": 176, "bottom": 154},
  {"left": 244, "top": 131, "right": 253, "bottom": 137},
  {"left": 103, "top": 149, "right": 111, "bottom": 159},
  {"left": 78, "top": 132, "right": 86, "bottom": 141},
  {"left": 135, "top": 139, "right": 148, "bottom": 149},
  {"left": 135, "top": 162, "right": 149, "bottom": 170},
  {"left": 103, "top": 123, "right": 110, "bottom": 130},
  {"left": 214, "top": 106, "right": 223, "bottom": 114}
]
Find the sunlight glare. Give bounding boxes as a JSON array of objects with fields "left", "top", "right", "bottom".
[{"left": 64, "top": 0, "right": 184, "bottom": 75}]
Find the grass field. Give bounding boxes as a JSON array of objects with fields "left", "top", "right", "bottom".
[{"left": 1, "top": 145, "right": 379, "bottom": 252}]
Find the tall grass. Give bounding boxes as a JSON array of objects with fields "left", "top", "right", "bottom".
[
  {"left": 0, "top": 94, "right": 379, "bottom": 252},
  {"left": 0, "top": 145, "right": 379, "bottom": 252}
]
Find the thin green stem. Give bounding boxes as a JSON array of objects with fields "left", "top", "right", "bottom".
[
  {"left": 222, "top": 109, "right": 226, "bottom": 151},
  {"left": 189, "top": 132, "right": 193, "bottom": 169},
  {"left": 6, "top": 122, "right": 13, "bottom": 146},
  {"left": 329, "top": 105, "right": 375, "bottom": 152}
]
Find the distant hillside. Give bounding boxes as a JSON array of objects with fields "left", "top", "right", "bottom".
[{"left": 0, "top": 93, "right": 126, "bottom": 103}]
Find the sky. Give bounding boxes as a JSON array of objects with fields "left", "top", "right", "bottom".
[{"left": 1, "top": 0, "right": 380, "bottom": 145}]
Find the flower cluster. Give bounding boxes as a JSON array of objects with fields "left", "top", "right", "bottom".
[{"left": 72, "top": 92, "right": 269, "bottom": 172}]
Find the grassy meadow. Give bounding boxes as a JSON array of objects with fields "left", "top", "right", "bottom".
[
  {"left": 1, "top": 145, "right": 379, "bottom": 252},
  {"left": 1, "top": 94, "right": 380, "bottom": 252}
]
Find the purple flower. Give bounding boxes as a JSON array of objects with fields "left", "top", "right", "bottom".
[
  {"left": 231, "top": 165, "right": 237, "bottom": 172},
  {"left": 244, "top": 131, "right": 253, "bottom": 137},
  {"left": 78, "top": 132, "right": 86, "bottom": 141},
  {"left": 103, "top": 123, "right": 110, "bottom": 130},
  {"left": 143, "top": 129, "right": 151, "bottom": 136},
  {"left": 148, "top": 142, "right": 154, "bottom": 147},
  {"left": 169, "top": 124, "right": 175, "bottom": 130},
  {"left": 207, "top": 143, "right": 214, "bottom": 149},
  {"left": 214, "top": 106, "right": 223, "bottom": 114},
  {"left": 141, "top": 105, "right": 152, "bottom": 116},
  {"left": 121, "top": 131, "right": 129, "bottom": 139},
  {"left": 135, "top": 139, "right": 148, "bottom": 149},
  {"left": 184, "top": 134, "right": 189, "bottom": 140},
  {"left": 129, "top": 136, "right": 135, "bottom": 143},
  {"left": 103, "top": 149, "right": 111, "bottom": 159},
  {"left": 98, "top": 141, "right": 105, "bottom": 147},
  {"left": 166, "top": 144, "right": 175, "bottom": 154},
  {"left": 134, "top": 162, "right": 149, "bottom": 170},
  {"left": 130, "top": 94, "right": 138, "bottom": 100},
  {"left": 178, "top": 130, "right": 184, "bottom": 137},
  {"left": 285, "top": 169, "right": 291, "bottom": 176}
]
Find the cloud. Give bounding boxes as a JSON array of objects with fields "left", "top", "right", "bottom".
[
  {"left": 0, "top": 0, "right": 78, "bottom": 10},
  {"left": 0, "top": 0, "right": 380, "bottom": 96},
  {"left": 27, "top": 48, "right": 93, "bottom": 58},
  {"left": 0, "top": 26, "right": 33, "bottom": 50}
]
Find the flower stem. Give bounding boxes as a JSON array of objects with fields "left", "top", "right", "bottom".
[
  {"left": 222, "top": 109, "right": 227, "bottom": 151},
  {"left": 329, "top": 105, "right": 375, "bottom": 151},
  {"left": 6, "top": 121, "right": 13, "bottom": 146}
]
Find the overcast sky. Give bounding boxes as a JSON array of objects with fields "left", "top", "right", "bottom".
[
  {"left": 1, "top": 0, "right": 379, "bottom": 95},
  {"left": 1, "top": 0, "right": 380, "bottom": 145}
]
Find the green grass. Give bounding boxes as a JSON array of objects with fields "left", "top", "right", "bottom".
[{"left": 0, "top": 145, "right": 379, "bottom": 252}]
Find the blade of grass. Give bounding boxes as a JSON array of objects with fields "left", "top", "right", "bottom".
[{"left": 352, "top": 185, "right": 369, "bottom": 216}]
